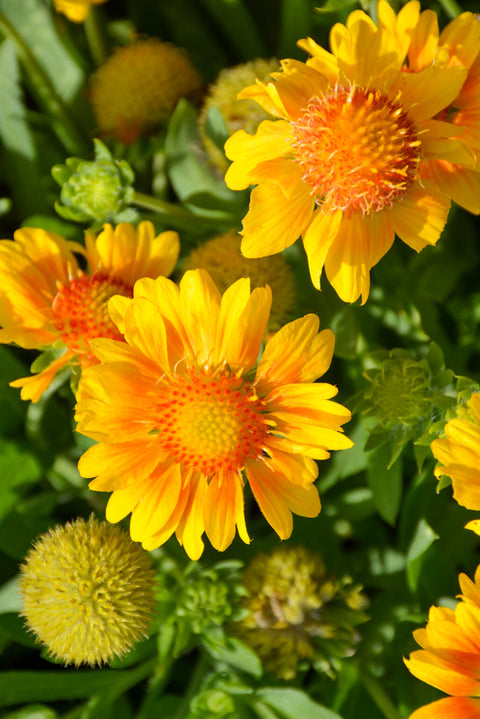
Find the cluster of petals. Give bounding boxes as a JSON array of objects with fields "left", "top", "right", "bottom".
[
  {"left": 75, "top": 269, "right": 352, "bottom": 560},
  {"left": 431, "top": 393, "right": 480, "bottom": 510},
  {"left": 405, "top": 564, "right": 480, "bottom": 719},
  {"left": 0, "top": 221, "right": 179, "bottom": 402},
  {"left": 224, "top": 1, "right": 480, "bottom": 304}
]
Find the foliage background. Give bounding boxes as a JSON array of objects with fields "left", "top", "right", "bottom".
[{"left": 0, "top": 0, "right": 480, "bottom": 718}]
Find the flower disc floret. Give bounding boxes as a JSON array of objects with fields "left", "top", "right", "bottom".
[
  {"left": 75, "top": 269, "right": 353, "bottom": 559},
  {"left": 291, "top": 86, "right": 422, "bottom": 216}
]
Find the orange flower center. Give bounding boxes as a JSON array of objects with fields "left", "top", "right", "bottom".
[
  {"left": 52, "top": 272, "right": 132, "bottom": 360},
  {"left": 291, "top": 85, "right": 422, "bottom": 217},
  {"left": 155, "top": 367, "right": 271, "bottom": 477}
]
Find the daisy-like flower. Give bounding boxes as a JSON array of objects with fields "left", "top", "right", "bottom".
[
  {"left": 431, "top": 392, "right": 480, "bottom": 510},
  {"left": 75, "top": 269, "right": 352, "bottom": 560},
  {"left": 0, "top": 221, "right": 179, "bottom": 402},
  {"left": 379, "top": 2, "right": 480, "bottom": 214},
  {"left": 54, "top": 0, "right": 108, "bottom": 23},
  {"left": 224, "top": 2, "right": 475, "bottom": 303},
  {"left": 404, "top": 564, "right": 480, "bottom": 719}
]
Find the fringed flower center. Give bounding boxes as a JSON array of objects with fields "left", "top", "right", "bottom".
[
  {"left": 291, "top": 85, "right": 422, "bottom": 217},
  {"left": 52, "top": 272, "right": 132, "bottom": 359},
  {"left": 155, "top": 367, "right": 271, "bottom": 477}
]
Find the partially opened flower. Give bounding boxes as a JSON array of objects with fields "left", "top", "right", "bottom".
[
  {"left": 404, "top": 564, "right": 480, "bottom": 719},
  {"left": 0, "top": 222, "right": 179, "bottom": 402},
  {"left": 431, "top": 392, "right": 480, "bottom": 509},
  {"left": 54, "top": 0, "right": 108, "bottom": 23},
  {"left": 378, "top": 3, "right": 480, "bottom": 214},
  {"left": 75, "top": 269, "right": 352, "bottom": 560},
  {"left": 224, "top": 3, "right": 475, "bottom": 303}
]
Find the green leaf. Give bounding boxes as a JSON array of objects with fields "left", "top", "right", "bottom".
[
  {"left": 0, "top": 441, "right": 42, "bottom": 525},
  {"left": 256, "top": 688, "right": 344, "bottom": 719},
  {"left": 203, "top": 105, "right": 229, "bottom": 152},
  {"left": 202, "top": 635, "right": 262, "bottom": 678},
  {"left": 407, "top": 518, "right": 439, "bottom": 591},
  {"left": 198, "top": 0, "right": 266, "bottom": 59},
  {"left": 0, "top": 578, "right": 23, "bottom": 615},
  {"left": 0, "top": 662, "right": 156, "bottom": 708},
  {"left": 366, "top": 444, "right": 403, "bottom": 525},
  {"left": 0, "top": 347, "right": 28, "bottom": 436},
  {"left": 1, "top": 705, "right": 57, "bottom": 719},
  {"left": 0, "top": 39, "right": 46, "bottom": 216},
  {"left": 0, "top": 613, "right": 36, "bottom": 648},
  {"left": 165, "top": 100, "right": 243, "bottom": 218}
]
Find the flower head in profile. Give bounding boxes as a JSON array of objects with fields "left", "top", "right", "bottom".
[
  {"left": 404, "top": 563, "right": 480, "bottom": 719},
  {"left": 89, "top": 39, "right": 202, "bottom": 143},
  {"left": 54, "top": 0, "right": 108, "bottom": 23},
  {"left": 183, "top": 231, "right": 296, "bottom": 330},
  {"left": 233, "top": 546, "right": 368, "bottom": 680},
  {"left": 379, "top": 3, "right": 480, "bottom": 214},
  {"left": 199, "top": 58, "right": 279, "bottom": 173},
  {"left": 431, "top": 392, "right": 480, "bottom": 510},
  {"left": 225, "top": 1, "right": 476, "bottom": 304},
  {"left": 75, "top": 269, "right": 352, "bottom": 560},
  {"left": 0, "top": 221, "right": 179, "bottom": 402},
  {"left": 18, "top": 516, "right": 156, "bottom": 666}
]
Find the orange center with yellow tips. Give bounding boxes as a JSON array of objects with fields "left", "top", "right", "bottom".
[
  {"left": 52, "top": 272, "right": 132, "bottom": 360},
  {"left": 291, "top": 85, "right": 422, "bottom": 217},
  {"left": 155, "top": 367, "right": 272, "bottom": 477}
]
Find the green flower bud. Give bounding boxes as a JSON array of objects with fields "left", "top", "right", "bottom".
[
  {"left": 52, "top": 139, "right": 136, "bottom": 225},
  {"left": 233, "top": 546, "right": 368, "bottom": 680}
]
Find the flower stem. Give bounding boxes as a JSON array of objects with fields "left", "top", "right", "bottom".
[
  {"left": 84, "top": 6, "right": 108, "bottom": 66},
  {"left": 132, "top": 191, "right": 233, "bottom": 230},
  {"left": 0, "top": 11, "right": 89, "bottom": 155},
  {"left": 360, "top": 669, "right": 403, "bottom": 719},
  {"left": 173, "top": 651, "right": 210, "bottom": 719},
  {"left": 436, "top": 0, "right": 463, "bottom": 18}
]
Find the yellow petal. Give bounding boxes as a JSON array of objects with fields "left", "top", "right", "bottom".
[
  {"left": 10, "top": 352, "right": 71, "bottom": 403},
  {"left": 241, "top": 182, "right": 314, "bottom": 258},
  {"left": 179, "top": 269, "right": 221, "bottom": 366},
  {"left": 408, "top": 697, "right": 480, "bottom": 719},
  {"left": 390, "top": 184, "right": 450, "bottom": 252},
  {"left": 257, "top": 315, "right": 334, "bottom": 387},
  {"left": 399, "top": 65, "right": 468, "bottom": 122},
  {"left": 204, "top": 471, "right": 249, "bottom": 551},
  {"left": 175, "top": 472, "right": 208, "bottom": 561},
  {"left": 224, "top": 120, "right": 293, "bottom": 190},
  {"left": 302, "top": 208, "right": 342, "bottom": 290},
  {"left": 129, "top": 462, "right": 183, "bottom": 542}
]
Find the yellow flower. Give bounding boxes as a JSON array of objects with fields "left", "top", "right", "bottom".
[
  {"left": 75, "top": 269, "right": 352, "bottom": 560},
  {"left": 0, "top": 221, "right": 179, "bottom": 402},
  {"left": 379, "top": 3, "right": 480, "bottom": 214},
  {"left": 19, "top": 516, "right": 156, "bottom": 666},
  {"left": 234, "top": 545, "right": 368, "bottom": 680},
  {"left": 404, "top": 564, "right": 480, "bottom": 719},
  {"left": 224, "top": 2, "right": 475, "bottom": 304},
  {"left": 89, "top": 39, "right": 203, "bottom": 143},
  {"left": 54, "top": 0, "right": 108, "bottom": 23},
  {"left": 199, "top": 58, "right": 279, "bottom": 173},
  {"left": 182, "top": 231, "right": 296, "bottom": 330},
  {"left": 431, "top": 393, "right": 480, "bottom": 510}
]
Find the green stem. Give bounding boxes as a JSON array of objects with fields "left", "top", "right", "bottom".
[
  {"left": 436, "top": 0, "right": 463, "bottom": 18},
  {"left": 84, "top": 6, "right": 108, "bottom": 66},
  {"left": 0, "top": 11, "right": 89, "bottom": 155},
  {"left": 360, "top": 670, "right": 403, "bottom": 719},
  {"left": 132, "top": 191, "right": 233, "bottom": 229},
  {"left": 173, "top": 651, "right": 210, "bottom": 719},
  {"left": 136, "top": 655, "right": 176, "bottom": 719}
]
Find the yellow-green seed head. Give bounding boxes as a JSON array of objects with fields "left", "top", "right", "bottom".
[
  {"left": 18, "top": 516, "right": 156, "bottom": 666},
  {"left": 199, "top": 58, "right": 279, "bottom": 172},
  {"left": 234, "top": 546, "right": 368, "bottom": 680}
]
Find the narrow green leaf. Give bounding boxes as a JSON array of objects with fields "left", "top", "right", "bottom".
[
  {"left": 256, "top": 688, "right": 344, "bottom": 719},
  {"left": 0, "top": 441, "right": 42, "bottom": 525},
  {"left": 366, "top": 444, "right": 403, "bottom": 525},
  {"left": 198, "top": 0, "right": 266, "bottom": 59},
  {"left": 406, "top": 519, "right": 439, "bottom": 591},
  {"left": 202, "top": 635, "right": 262, "bottom": 678},
  {"left": 0, "top": 39, "right": 46, "bottom": 216}
]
